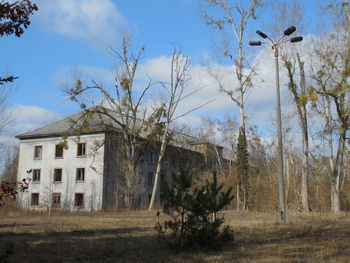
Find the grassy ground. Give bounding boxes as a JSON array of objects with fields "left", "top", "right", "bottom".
[{"left": 0, "top": 208, "right": 350, "bottom": 263}]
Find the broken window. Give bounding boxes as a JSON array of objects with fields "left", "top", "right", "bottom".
[
  {"left": 76, "top": 168, "right": 85, "bottom": 182},
  {"left": 77, "top": 143, "right": 86, "bottom": 157},
  {"left": 34, "top": 146, "right": 42, "bottom": 159},
  {"left": 52, "top": 193, "right": 61, "bottom": 207},
  {"left": 147, "top": 172, "right": 153, "bottom": 186},
  {"left": 31, "top": 193, "right": 39, "bottom": 206},
  {"left": 74, "top": 193, "right": 84, "bottom": 207},
  {"left": 32, "top": 169, "right": 41, "bottom": 182},
  {"left": 55, "top": 144, "right": 63, "bottom": 158},
  {"left": 53, "top": 168, "right": 62, "bottom": 182}
]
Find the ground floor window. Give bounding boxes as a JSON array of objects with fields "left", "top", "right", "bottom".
[
  {"left": 75, "top": 193, "right": 84, "bottom": 207},
  {"left": 52, "top": 193, "right": 61, "bottom": 207},
  {"left": 31, "top": 193, "right": 39, "bottom": 206}
]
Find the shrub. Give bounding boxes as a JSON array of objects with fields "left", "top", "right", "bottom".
[{"left": 156, "top": 165, "right": 234, "bottom": 250}]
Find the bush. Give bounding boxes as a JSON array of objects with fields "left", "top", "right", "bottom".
[{"left": 156, "top": 165, "right": 235, "bottom": 250}]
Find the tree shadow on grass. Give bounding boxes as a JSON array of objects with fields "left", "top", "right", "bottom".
[
  {"left": 1, "top": 226, "right": 174, "bottom": 263},
  {"left": 1, "top": 223, "right": 350, "bottom": 263}
]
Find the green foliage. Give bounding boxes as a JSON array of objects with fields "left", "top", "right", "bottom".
[{"left": 156, "top": 165, "right": 234, "bottom": 250}]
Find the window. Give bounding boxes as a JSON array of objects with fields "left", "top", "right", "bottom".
[
  {"left": 55, "top": 144, "right": 63, "bottom": 158},
  {"left": 34, "top": 146, "right": 42, "bottom": 159},
  {"left": 147, "top": 172, "right": 153, "bottom": 186},
  {"left": 32, "top": 169, "right": 41, "bottom": 183},
  {"left": 52, "top": 193, "right": 61, "bottom": 207},
  {"left": 53, "top": 168, "right": 62, "bottom": 182},
  {"left": 160, "top": 171, "right": 166, "bottom": 192},
  {"left": 77, "top": 143, "right": 86, "bottom": 157},
  {"left": 76, "top": 168, "right": 85, "bottom": 182},
  {"left": 149, "top": 151, "right": 154, "bottom": 164},
  {"left": 31, "top": 193, "right": 39, "bottom": 206},
  {"left": 75, "top": 193, "right": 84, "bottom": 207}
]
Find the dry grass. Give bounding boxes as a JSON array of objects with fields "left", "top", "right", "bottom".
[{"left": 0, "top": 208, "right": 350, "bottom": 262}]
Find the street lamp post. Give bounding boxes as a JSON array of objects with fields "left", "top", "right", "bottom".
[{"left": 249, "top": 26, "right": 303, "bottom": 224}]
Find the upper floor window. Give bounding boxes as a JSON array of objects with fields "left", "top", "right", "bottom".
[
  {"left": 77, "top": 143, "right": 86, "bottom": 157},
  {"left": 76, "top": 168, "right": 85, "bottom": 182},
  {"left": 32, "top": 169, "right": 41, "bottom": 183},
  {"left": 31, "top": 193, "right": 39, "bottom": 206},
  {"left": 149, "top": 151, "right": 155, "bottom": 164},
  {"left": 53, "top": 168, "right": 62, "bottom": 182},
  {"left": 34, "top": 146, "right": 42, "bottom": 159},
  {"left": 55, "top": 144, "right": 63, "bottom": 158}
]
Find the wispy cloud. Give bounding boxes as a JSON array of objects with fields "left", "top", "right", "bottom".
[
  {"left": 1, "top": 105, "right": 63, "bottom": 138},
  {"left": 35, "top": 0, "right": 125, "bottom": 48}
]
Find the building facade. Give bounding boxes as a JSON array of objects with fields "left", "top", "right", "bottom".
[{"left": 16, "top": 112, "right": 225, "bottom": 211}]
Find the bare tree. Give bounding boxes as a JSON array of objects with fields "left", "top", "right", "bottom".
[
  {"left": 148, "top": 49, "right": 210, "bottom": 210},
  {"left": 1, "top": 144, "right": 18, "bottom": 182},
  {"left": 66, "top": 36, "right": 162, "bottom": 208},
  {"left": 201, "top": 0, "right": 262, "bottom": 210},
  {"left": 310, "top": 4, "right": 349, "bottom": 211}
]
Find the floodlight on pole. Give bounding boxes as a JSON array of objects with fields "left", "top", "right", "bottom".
[
  {"left": 249, "top": 26, "right": 303, "bottom": 224},
  {"left": 256, "top": 30, "right": 268, "bottom": 39},
  {"left": 284, "top": 26, "right": 296, "bottom": 36},
  {"left": 290, "top": 36, "right": 303, "bottom": 43},
  {"left": 249, "top": 41, "right": 262, "bottom": 46}
]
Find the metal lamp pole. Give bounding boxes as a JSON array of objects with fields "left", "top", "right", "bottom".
[{"left": 249, "top": 26, "right": 303, "bottom": 223}]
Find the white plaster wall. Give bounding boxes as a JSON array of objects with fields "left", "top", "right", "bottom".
[{"left": 17, "top": 133, "right": 105, "bottom": 211}]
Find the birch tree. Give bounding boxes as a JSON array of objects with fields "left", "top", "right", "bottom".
[
  {"left": 201, "top": 0, "right": 262, "bottom": 210},
  {"left": 148, "top": 49, "right": 208, "bottom": 210}
]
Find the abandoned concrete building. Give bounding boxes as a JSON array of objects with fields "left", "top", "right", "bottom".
[{"left": 16, "top": 110, "right": 228, "bottom": 211}]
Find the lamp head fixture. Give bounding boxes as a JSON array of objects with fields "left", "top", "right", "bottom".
[{"left": 284, "top": 26, "right": 296, "bottom": 36}]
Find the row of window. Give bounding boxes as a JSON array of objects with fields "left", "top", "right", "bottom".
[
  {"left": 31, "top": 193, "right": 84, "bottom": 207},
  {"left": 141, "top": 151, "right": 178, "bottom": 166},
  {"left": 32, "top": 168, "right": 85, "bottom": 183},
  {"left": 34, "top": 143, "right": 86, "bottom": 159}
]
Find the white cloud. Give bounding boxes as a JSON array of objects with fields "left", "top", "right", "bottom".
[
  {"left": 1, "top": 105, "right": 63, "bottom": 138},
  {"left": 35, "top": 0, "right": 125, "bottom": 47},
  {"left": 0, "top": 105, "right": 63, "bottom": 171}
]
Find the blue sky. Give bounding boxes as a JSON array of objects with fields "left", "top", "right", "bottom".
[{"left": 1, "top": 0, "right": 330, "bottom": 149}]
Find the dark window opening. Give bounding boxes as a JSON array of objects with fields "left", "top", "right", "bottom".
[
  {"left": 52, "top": 193, "right": 61, "bottom": 207},
  {"left": 147, "top": 172, "right": 153, "bottom": 186},
  {"left": 53, "top": 168, "right": 62, "bottom": 182},
  {"left": 31, "top": 193, "right": 39, "bottom": 206},
  {"left": 77, "top": 143, "right": 86, "bottom": 157},
  {"left": 55, "top": 144, "right": 63, "bottom": 158},
  {"left": 76, "top": 168, "right": 85, "bottom": 182},
  {"left": 32, "top": 169, "right": 41, "bottom": 182},
  {"left": 75, "top": 193, "right": 84, "bottom": 207},
  {"left": 149, "top": 151, "right": 154, "bottom": 163},
  {"left": 160, "top": 171, "right": 166, "bottom": 192}
]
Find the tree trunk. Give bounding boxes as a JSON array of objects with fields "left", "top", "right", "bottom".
[
  {"left": 331, "top": 128, "right": 346, "bottom": 212},
  {"left": 148, "top": 124, "right": 169, "bottom": 210},
  {"left": 297, "top": 54, "right": 310, "bottom": 212}
]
